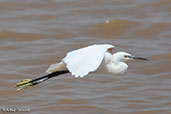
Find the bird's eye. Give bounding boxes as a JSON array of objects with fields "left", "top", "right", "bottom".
[{"left": 124, "top": 55, "right": 128, "bottom": 58}]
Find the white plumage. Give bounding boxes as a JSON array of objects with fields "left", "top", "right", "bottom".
[
  {"left": 46, "top": 44, "right": 147, "bottom": 78},
  {"left": 63, "top": 44, "right": 114, "bottom": 77}
]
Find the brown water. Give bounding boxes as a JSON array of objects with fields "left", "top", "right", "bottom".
[{"left": 0, "top": 0, "right": 171, "bottom": 114}]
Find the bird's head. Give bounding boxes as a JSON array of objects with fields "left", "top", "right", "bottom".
[{"left": 113, "top": 52, "right": 148, "bottom": 62}]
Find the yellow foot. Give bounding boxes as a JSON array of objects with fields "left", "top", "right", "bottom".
[{"left": 15, "top": 79, "right": 33, "bottom": 91}]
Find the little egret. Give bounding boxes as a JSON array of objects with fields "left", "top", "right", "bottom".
[{"left": 15, "top": 44, "right": 148, "bottom": 91}]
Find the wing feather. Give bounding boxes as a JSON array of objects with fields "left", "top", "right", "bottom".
[{"left": 63, "top": 44, "right": 115, "bottom": 77}]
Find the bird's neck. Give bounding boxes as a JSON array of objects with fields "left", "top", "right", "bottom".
[
  {"left": 110, "top": 61, "right": 128, "bottom": 75},
  {"left": 113, "top": 57, "right": 128, "bottom": 69},
  {"left": 110, "top": 57, "right": 128, "bottom": 75},
  {"left": 113, "top": 57, "right": 122, "bottom": 63}
]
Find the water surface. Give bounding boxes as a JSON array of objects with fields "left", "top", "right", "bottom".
[{"left": 0, "top": 0, "right": 171, "bottom": 114}]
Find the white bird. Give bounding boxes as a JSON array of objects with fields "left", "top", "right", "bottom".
[{"left": 15, "top": 44, "right": 148, "bottom": 91}]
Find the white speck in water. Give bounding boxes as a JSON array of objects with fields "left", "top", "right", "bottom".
[{"left": 105, "top": 20, "right": 109, "bottom": 24}]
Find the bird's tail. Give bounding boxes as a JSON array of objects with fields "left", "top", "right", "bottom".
[
  {"left": 15, "top": 70, "right": 69, "bottom": 91},
  {"left": 46, "top": 62, "right": 67, "bottom": 74}
]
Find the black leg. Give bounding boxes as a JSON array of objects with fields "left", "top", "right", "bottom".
[{"left": 15, "top": 70, "right": 69, "bottom": 91}]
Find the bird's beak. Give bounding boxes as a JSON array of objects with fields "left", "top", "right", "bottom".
[{"left": 131, "top": 56, "right": 148, "bottom": 61}]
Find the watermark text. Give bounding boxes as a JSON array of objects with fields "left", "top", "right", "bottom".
[{"left": 1, "top": 107, "right": 30, "bottom": 113}]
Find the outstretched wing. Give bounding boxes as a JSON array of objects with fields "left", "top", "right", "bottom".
[{"left": 63, "top": 44, "right": 115, "bottom": 77}]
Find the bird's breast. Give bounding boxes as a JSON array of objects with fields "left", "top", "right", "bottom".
[
  {"left": 106, "top": 62, "right": 128, "bottom": 75},
  {"left": 94, "top": 59, "right": 128, "bottom": 75}
]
